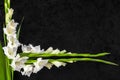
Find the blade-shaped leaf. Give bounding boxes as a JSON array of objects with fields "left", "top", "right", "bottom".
[
  {"left": 0, "top": 43, "right": 6, "bottom": 80},
  {"left": 17, "top": 17, "right": 24, "bottom": 39}
]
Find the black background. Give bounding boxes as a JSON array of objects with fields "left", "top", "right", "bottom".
[{"left": 0, "top": 0, "right": 120, "bottom": 80}]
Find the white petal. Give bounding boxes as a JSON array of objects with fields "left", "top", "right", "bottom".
[
  {"left": 44, "top": 47, "right": 53, "bottom": 53},
  {"left": 29, "top": 44, "right": 43, "bottom": 53},
  {"left": 6, "top": 8, "right": 14, "bottom": 23},
  {"left": 60, "top": 50, "right": 67, "bottom": 54},
  {"left": 22, "top": 44, "right": 43, "bottom": 53},
  {"left": 11, "top": 54, "right": 29, "bottom": 71},
  {"left": 51, "top": 49, "right": 60, "bottom": 54},
  {"left": 22, "top": 45, "right": 30, "bottom": 53},
  {"left": 45, "top": 63, "right": 53, "bottom": 69},
  {"left": 33, "top": 58, "right": 48, "bottom": 73},
  {"left": 3, "top": 28, "right": 15, "bottom": 36},
  {"left": 51, "top": 61, "right": 66, "bottom": 67},
  {"left": 3, "top": 46, "right": 17, "bottom": 59},
  {"left": 6, "top": 19, "right": 18, "bottom": 30},
  {"left": 7, "top": 35, "right": 20, "bottom": 48},
  {"left": 21, "top": 65, "right": 33, "bottom": 77}
]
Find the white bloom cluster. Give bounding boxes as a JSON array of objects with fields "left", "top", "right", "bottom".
[
  {"left": 3, "top": 8, "right": 68, "bottom": 77},
  {"left": 19, "top": 46, "right": 67, "bottom": 77},
  {"left": 44, "top": 47, "right": 67, "bottom": 68},
  {"left": 3, "top": 15, "right": 20, "bottom": 59},
  {"left": 20, "top": 44, "right": 48, "bottom": 76},
  {"left": 22, "top": 44, "right": 44, "bottom": 53}
]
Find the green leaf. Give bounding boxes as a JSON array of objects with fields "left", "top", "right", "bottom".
[
  {"left": 0, "top": 43, "right": 12, "bottom": 80},
  {"left": 17, "top": 17, "right": 24, "bottom": 39},
  {"left": 0, "top": 43, "right": 6, "bottom": 80}
]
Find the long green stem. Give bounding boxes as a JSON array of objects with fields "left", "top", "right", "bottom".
[
  {"left": 4, "top": 0, "right": 13, "bottom": 80},
  {"left": 26, "top": 58, "right": 118, "bottom": 66},
  {"left": 21, "top": 52, "right": 118, "bottom": 66},
  {"left": 20, "top": 52, "right": 110, "bottom": 58},
  {"left": 49, "top": 58, "right": 118, "bottom": 66},
  {"left": 6, "top": 57, "right": 12, "bottom": 80}
]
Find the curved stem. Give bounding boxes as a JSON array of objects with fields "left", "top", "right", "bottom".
[{"left": 26, "top": 58, "right": 118, "bottom": 66}]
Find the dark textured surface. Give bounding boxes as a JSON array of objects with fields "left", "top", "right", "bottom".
[{"left": 0, "top": 0, "right": 120, "bottom": 80}]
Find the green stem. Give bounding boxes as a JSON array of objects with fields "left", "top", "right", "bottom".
[
  {"left": 5, "top": 57, "right": 11, "bottom": 80},
  {"left": 26, "top": 58, "right": 118, "bottom": 66},
  {"left": 49, "top": 58, "right": 118, "bottom": 66},
  {"left": 3, "top": 30, "right": 7, "bottom": 46},
  {"left": 4, "top": 0, "right": 13, "bottom": 80},
  {"left": 20, "top": 52, "right": 110, "bottom": 58}
]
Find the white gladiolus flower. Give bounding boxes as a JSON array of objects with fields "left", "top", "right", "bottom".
[
  {"left": 21, "top": 65, "right": 33, "bottom": 77},
  {"left": 3, "top": 20, "right": 18, "bottom": 36},
  {"left": 3, "top": 27, "right": 15, "bottom": 36},
  {"left": 7, "top": 19, "right": 18, "bottom": 29},
  {"left": 6, "top": 8, "right": 14, "bottom": 18},
  {"left": 22, "top": 44, "right": 44, "bottom": 53},
  {"left": 6, "top": 8, "right": 14, "bottom": 23},
  {"left": 8, "top": 8, "right": 14, "bottom": 16},
  {"left": 3, "top": 46, "right": 17, "bottom": 59},
  {"left": 51, "top": 49, "right": 60, "bottom": 54},
  {"left": 45, "top": 47, "right": 60, "bottom": 54},
  {"left": 33, "top": 58, "right": 48, "bottom": 73},
  {"left": 11, "top": 54, "right": 28, "bottom": 71},
  {"left": 7, "top": 35, "right": 20, "bottom": 48},
  {"left": 44, "top": 47, "right": 53, "bottom": 53},
  {"left": 3, "top": 18, "right": 20, "bottom": 59},
  {"left": 45, "top": 63, "right": 53, "bottom": 69},
  {"left": 51, "top": 61, "right": 66, "bottom": 67},
  {"left": 59, "top": 50, "right": 67, "bottom": 53}
]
